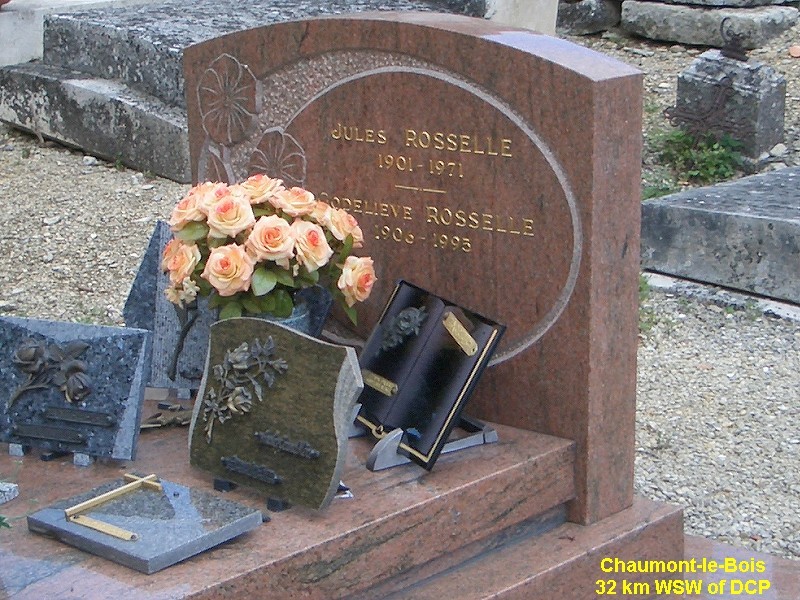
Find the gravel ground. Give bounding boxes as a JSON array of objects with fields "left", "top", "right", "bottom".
[{"left": 1, "top": 22, "right": 799, "bottom": 561}]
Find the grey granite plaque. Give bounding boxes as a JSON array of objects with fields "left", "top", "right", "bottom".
[
  {"left": 27, "top": 474, "right": 262, "bottom": 574},
  {"left": 188, "top": 318, "right": 361, "bottom": 510},
  {"left": 0, "top": 316, "right": 150, "bottom": 460},
  {"left": 125, "top": 221, "right": 218, "bottom": 391}
]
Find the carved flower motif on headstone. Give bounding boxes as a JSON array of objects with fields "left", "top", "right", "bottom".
[
  {"left": 249, "top": 128, "right": 307, "bottom": 187},
  {"left": 198, "top": 54, "right": 258, "bottom": 146}
]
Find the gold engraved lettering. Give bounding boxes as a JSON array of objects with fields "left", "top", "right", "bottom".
[
  {"left": 362, "top": 370, "right": 398, "bottom": 396},
  {"left": 404, "top": 129, "right": 512, "bottom": 158},
  {"left": 442, "top": 312, "right": 478, "bottom": 356},
  {"left": 330, "top": 123, "right": 386, "bottom": 144},
  {"left": 440, "top": 208, "right": 453, "bottom": 226},
  {"left": 327, "top": 193, "right": 413, "bottom": 222},
  {"left": 426, "top": 205, "right": 533, "bottom": 237},
  {"left": 522, "top": 219, "right": 534, "bottom": 236}
]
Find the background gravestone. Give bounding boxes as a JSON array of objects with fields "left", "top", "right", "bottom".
[
  {"left": 0, "top": 316, "right": 150, "bottom": 460},
  {"left": 184, "top": 13, "right": 643, "bottom": 524},
  {"left": 189, "top": 319, "right": 362, "bottom": 510}
]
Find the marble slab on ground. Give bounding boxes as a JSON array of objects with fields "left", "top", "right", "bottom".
[
  {"left": 641, "top": 167, "right": 800, "bottom": 305},
  {"left": 189, "top": 319, "right": 361, "bottom": 510},
  {"left": 0, "top": 316, "right": 151, "bottom": 460},
  {"left": 27, "top": 476, "right": 262, "bottom": 574}
]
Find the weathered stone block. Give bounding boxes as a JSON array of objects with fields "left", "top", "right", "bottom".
[
  {"left": 674, "top": 50, "right": 785, "bottom": 158},
  {"left": 621, "top": 1, "right": 798, "bottom": 48},
  {"left": 557, "top": 0, "right": 621, "bottom": 35},
  {"left": 641, "top": 168, "right": 800, "bottom": 304},
  {"left": 0, "top": 62, "right": 190, "bottom": 182}
]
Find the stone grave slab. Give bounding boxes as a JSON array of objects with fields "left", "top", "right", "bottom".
[
  {"left": 641, "top": 167, "right": 800, "bottom": 304},
  {"left": 189, "top": 318, "right": 362, "bottom": 510},
  {"left": 26, "top": 474, "right": 263, "bottom": 574},
  {"left": 0, "top": 316, "right": 150, "bottom": 460},
  {"left": 125, "top": 221, "right": 336, "bottom": 392},
  {"left": 184, "top": 12, "right": 643, "bottom": 524}
]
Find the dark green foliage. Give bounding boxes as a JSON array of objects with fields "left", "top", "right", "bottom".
[{"left": 656, "top": 129, "right": 743, "bottom": 185}]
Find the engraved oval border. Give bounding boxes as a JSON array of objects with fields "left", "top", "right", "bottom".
[{"left": 287, "top": 66, "right": 582, "bottom": 365}]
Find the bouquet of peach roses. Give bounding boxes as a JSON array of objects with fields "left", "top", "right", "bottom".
[{"left": 162, "top": 174, "right": 376, "bottom": 324}]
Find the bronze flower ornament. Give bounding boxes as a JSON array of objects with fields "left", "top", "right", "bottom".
[{"left": 9, "top": 340, "right": 92, "bottom": 407}]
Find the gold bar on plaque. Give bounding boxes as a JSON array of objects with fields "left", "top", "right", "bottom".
[
  {"left": 69, "top": 514, "right": 138, "bottom": 541},
  {"left": 65, "top": 474, "right": 161, "bottom": 518},
  {"left": 362, "top": 369, "right": 398, "bottom": 396},
  {"left": 442, "top": 312, "right": 478, "bottom": 356}
]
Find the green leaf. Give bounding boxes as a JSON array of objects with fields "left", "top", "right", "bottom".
[
  {"left": 207, "top": 292, "right": 224, "bottom": 309},
  {"left": 196, "top": 277, "right": 213, "bottom": 296},
  {"left": 207, "top": 236, "right": 227, "bottom": 248},
  {"left": 272, "top": 289, "right": 293, "bottom": 318},
  {"left": 219, "top": 301, "right": 243, "bottom": 320},
  {"left": 337, "top": 234, "right": 354, "bottom": 263},
  {"left": 297, "top": 268, "right": 319, "bottom": 285},
  {"left": 252, "top": 267, "right": 277, "bottom": 297},
  {"left": 342, "top": 304, "right": 358, "bottom": 326},
  {"left": 259, "top": 295, "right": 276, "bottom": 313},
  {"left": 253, "top": 207, "right": 276, "bottom": 218},
  {"left": 273, "top": 268, "right": 295, "bottom": 288},
  {"left": 241, "top": 297, "right": 262, "bottom": 315},
  {"left": 174, "top": 222, "right": 208, "bottom": 242}
]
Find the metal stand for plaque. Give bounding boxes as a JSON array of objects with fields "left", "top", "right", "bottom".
[{"left": 357, "top": 414, "right": 498, "bottom": 472}]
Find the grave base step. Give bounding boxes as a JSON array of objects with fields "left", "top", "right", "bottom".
[
  {"left": 0, "top": 62, "right": 190, "bottom": 181},
  {"left": 364, "top": 496, "right": 684, "bottom": 600},
  {"left": 0, "top": 399, "right": 582, "bottom": 598}
]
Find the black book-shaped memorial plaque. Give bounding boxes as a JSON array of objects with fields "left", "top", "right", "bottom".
[{"left": 356, "top": 281, "right": 505, "bottom": 470}]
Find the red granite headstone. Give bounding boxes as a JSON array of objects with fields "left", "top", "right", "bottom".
[{"left": 184, "top": 12, "right": 643, "bottom": 524}]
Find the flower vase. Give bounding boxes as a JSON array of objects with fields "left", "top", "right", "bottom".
[{"left": 164, "top": 286, "right": 331, "bottom": 388}]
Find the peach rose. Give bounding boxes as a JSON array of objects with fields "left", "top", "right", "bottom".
[
  {"left": 337, "top": 256, "right": 376, "bottom": 307},
  {"left": 169, "top": 190, "right": 206, "bottom": 231},
  {"left": 245, "top": 215, "right": 295, "bottom": 268},
  {"left": 239, "top": 174, "right": 285, "bottom": 205},
  {"left": 207, "top": 187, "right": 256, "bottom": 238},
  {"left": 271, "top": 187, "right": 316, "bottom": 217},
  {"left": 161, "top": 239, "right": 201, "bottom": 285},
  {"left": 201, "top": 244, "right": 255, "bottom": 296},
  {"left": 187, "top": 181, "right": 229, "bottom": 213},
  {"left": 328, "top": 208, "right": 364, "bottom": 248},
  {"left": 309, "top": 201, "right": 332, "bottom": 226},
  {"left": 291, "top": 219, "right": 333, "bottom": 272}
]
